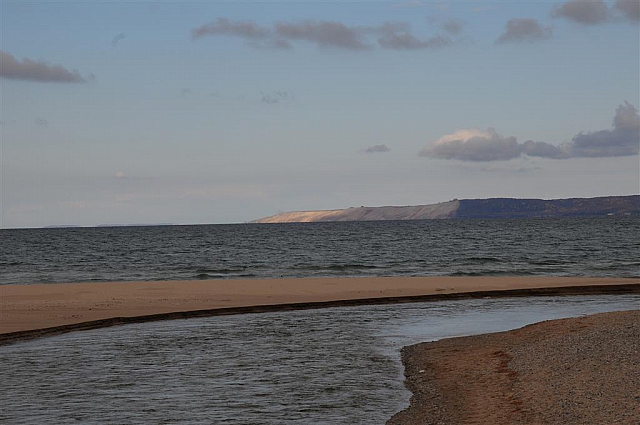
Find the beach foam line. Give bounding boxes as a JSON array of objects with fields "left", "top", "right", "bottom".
[{"left": 1, "top": 277, "right": 639, "bottom": 345}]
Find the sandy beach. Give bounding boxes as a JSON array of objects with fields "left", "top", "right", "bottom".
[
  {"left": 388, "top": 309, "right": 640, "bottom": 425},
  {"left": 1, "top": 276, "right": 638, "bottom": 343}
]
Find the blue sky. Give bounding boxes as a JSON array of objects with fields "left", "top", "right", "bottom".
[{"left": 2, "top": 0, "right": 639, "bottom": 228}]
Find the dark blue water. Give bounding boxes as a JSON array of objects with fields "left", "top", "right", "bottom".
[{"left": 1, "top": 218, "right": 639, "bottom": 284}]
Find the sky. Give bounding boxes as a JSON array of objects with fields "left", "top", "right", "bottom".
[{"left": 1, "top": 0, "right": 639, "bottom": 228}]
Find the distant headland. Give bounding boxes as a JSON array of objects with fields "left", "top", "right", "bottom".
[{"left": 253, "top": 195, "right": 640, "bottom": 223}]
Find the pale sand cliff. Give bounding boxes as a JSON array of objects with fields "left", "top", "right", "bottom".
[
  {"left": 389, "top": 310, "right": 640, "bottom": 425},
  {"left": 252, "top": 200, "right": 459, "bottom": 223},
  {"left": 1, "top": 276, "right": 638, "bottom": 342}
]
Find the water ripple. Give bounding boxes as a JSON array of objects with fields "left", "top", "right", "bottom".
[{"left": 1, "top": 295, "right": 638, "bottom": 424}]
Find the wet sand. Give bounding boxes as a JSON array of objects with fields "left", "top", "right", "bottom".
[
  {"left": 1, "top": 276, "right": 638, "bottom": 344},
  {"left": 388, "top": 309, "right": 640, "bottom": 425}
]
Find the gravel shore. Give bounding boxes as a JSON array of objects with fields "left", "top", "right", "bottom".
[{"left": 388, "top": 309, "right": 640, "bottom": 425}]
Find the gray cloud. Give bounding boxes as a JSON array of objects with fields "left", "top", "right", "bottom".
[
  {"left": 522, "top": 140, "right": 569, "bottom": 159},
  {"left": 377, "top": 23, "right": 452, "bottom": 50},
  {"left": 364, "top": 144, "right": 391, "bottom": 153},
  {"left": 373, "top": 22, "right": 453, "bottom": 50},
  {"left": 420, "top": 102, "right": 639, "bottom": 161},
  {"left": 111, "top": 33, "right": 126, "bottom": 47},
  {"left": 569, "top": 101, "right": 640, "bottom": 157},
  {"left": 192, "top": 18, "right": 456, "bottom": 51},
  {"left": 261, "top": 90, "right": 290, "bottom": 104},
  {"left": 442, "top": 19, "right": 464, "bottom": 34},
  {"left": 496, "top": 19, "right": 553, "bottom": 44},
  {"left": 0, "top": 51, "right": 89, "bottom": 83},
  {"left": 615, "top": 0, "right": 640, "bottom": 21},
  {"left": 551, "top": 0, "right": 609, "bottom": 25},
  {"left": 192, "top": 18, "right": 271, "bottom": 40},
  {"left": 275, "top": 20, "right": 369, "bottom": 50},
  {"left": 420, "top": 128, "right": 524, "bottom": 161}
]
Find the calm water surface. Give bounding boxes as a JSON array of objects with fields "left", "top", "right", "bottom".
[{"left": 1, "top": 295, "right": 638, "bottom": 424}]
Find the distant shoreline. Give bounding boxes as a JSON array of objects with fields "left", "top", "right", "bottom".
[
  {"left": 1, "top": 276, "right": 638, "bottom": 345},
  {"left": 253, "top": 195, "right": 639, "bottom": 223}
]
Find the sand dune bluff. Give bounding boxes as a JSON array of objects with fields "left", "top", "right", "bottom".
[
  {"left": 252, "top": 201, "right": 460, "bottom": 223},
  {"left": 252, "top": 196, "right": 639, "bottom": 223}
]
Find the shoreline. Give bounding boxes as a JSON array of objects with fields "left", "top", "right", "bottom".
[
  {"left": 388, "top": 309, "right": 640, "bottom": 424},
  {"left": 1, "top": 276, "right": 639, "bottom": 345}
]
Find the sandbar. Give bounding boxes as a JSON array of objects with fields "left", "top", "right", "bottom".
[
  {"left": 1, "top": 276, "right": 639, "bottom": 344},
  {"left": 1, "top": 276, "right": 638, "bottom": 343}
]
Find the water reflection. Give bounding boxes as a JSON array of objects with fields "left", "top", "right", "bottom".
[{"left": 1, "top": 295, "right": 638, "bottom": 424}]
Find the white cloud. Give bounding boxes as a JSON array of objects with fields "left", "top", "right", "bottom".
[{"left": 419, "top": 102, "right": 639, "bottom": 161}]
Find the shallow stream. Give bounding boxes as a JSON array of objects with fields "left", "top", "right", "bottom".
[{"left": 1, "top": 294, "right": 638, "bottom": 424}]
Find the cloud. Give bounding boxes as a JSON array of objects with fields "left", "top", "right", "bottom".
[
  {"left": 113, "top": 171, "right": 128, "bottom": 179},
  {"left": 275, "top": 20, "right": 369, "bottom": 50},
  {"left": 521, "top": 140, "right": 569, "bottom": 159},
  {"left": 496, "top": 19, "right": 553, "bottom": 44},
  {"left": 551, "top": 0, "right": 609, "bottom": 25},
  {"left": 364, "top": 144, "right": 391, "bottom": 153},
  {"left": 420, "top": 128, "right": 524, "bottom": 161},
  {"left": 377, "top": 23, "right": 452, "bottom": 49},
  {"left": 181, "top": 88, "right": 192, "bottom": 95},
  {"left": 35, "top": 117, "right": 49, "bottom": 128},
  {"left": 0, "top": 51, "right": 89, "bottom": 83},
  {"left": 261, "top": 90, "right": 290, "bottom": 104},
  {"left": 111, "top": 33, "right": 126, "bottom": 47},
  {"left": 442, "top": 19, "right": 464, "bottom": 34},
  {"left": 569, "top": 101, "right": 640, "bottom": 157},
  {"left": 419, "top": 102, "right": 639, "bottom": 161},
  {"left": 615, "top": 0, "right": 640, "bottom": 22},
  {"left": 192, "top": 18, "right": 457, "bottom": 51},
  {"left": 192, "top": 18, "right": 271, "bottom": 40}
]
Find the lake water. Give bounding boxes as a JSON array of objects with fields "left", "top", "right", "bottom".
[
  {"left": 2, "top": 218, "right": 638, "bottom": 422},
  {"left": 1, "top": 218, "right": 639, "bottom": 284},
  {"left": 1, "top": 294, "right": 638, "bottom": 424}
]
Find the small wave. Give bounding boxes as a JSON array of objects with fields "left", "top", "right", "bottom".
[
  {"left": 291, "top": 264, "right": 382, "bottom": 272},
  {"left": 195, "top": 268, "right": 246, "bottom": 274},
  {"left": 449, "top": 270, "right": 538, "bottom": 277},
  {"left": 590, "top": 263, "right": 640, "bottom": 272},
  {"left": 464, "top": 257, "right": 503, "bottom": 263},
  {"left": 195, "top": 272, "right": 258, "bottom": 280}
]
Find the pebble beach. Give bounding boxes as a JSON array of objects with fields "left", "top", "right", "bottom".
[{"left": 389, "top": 309, "right": 640, "bottom": 425}]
